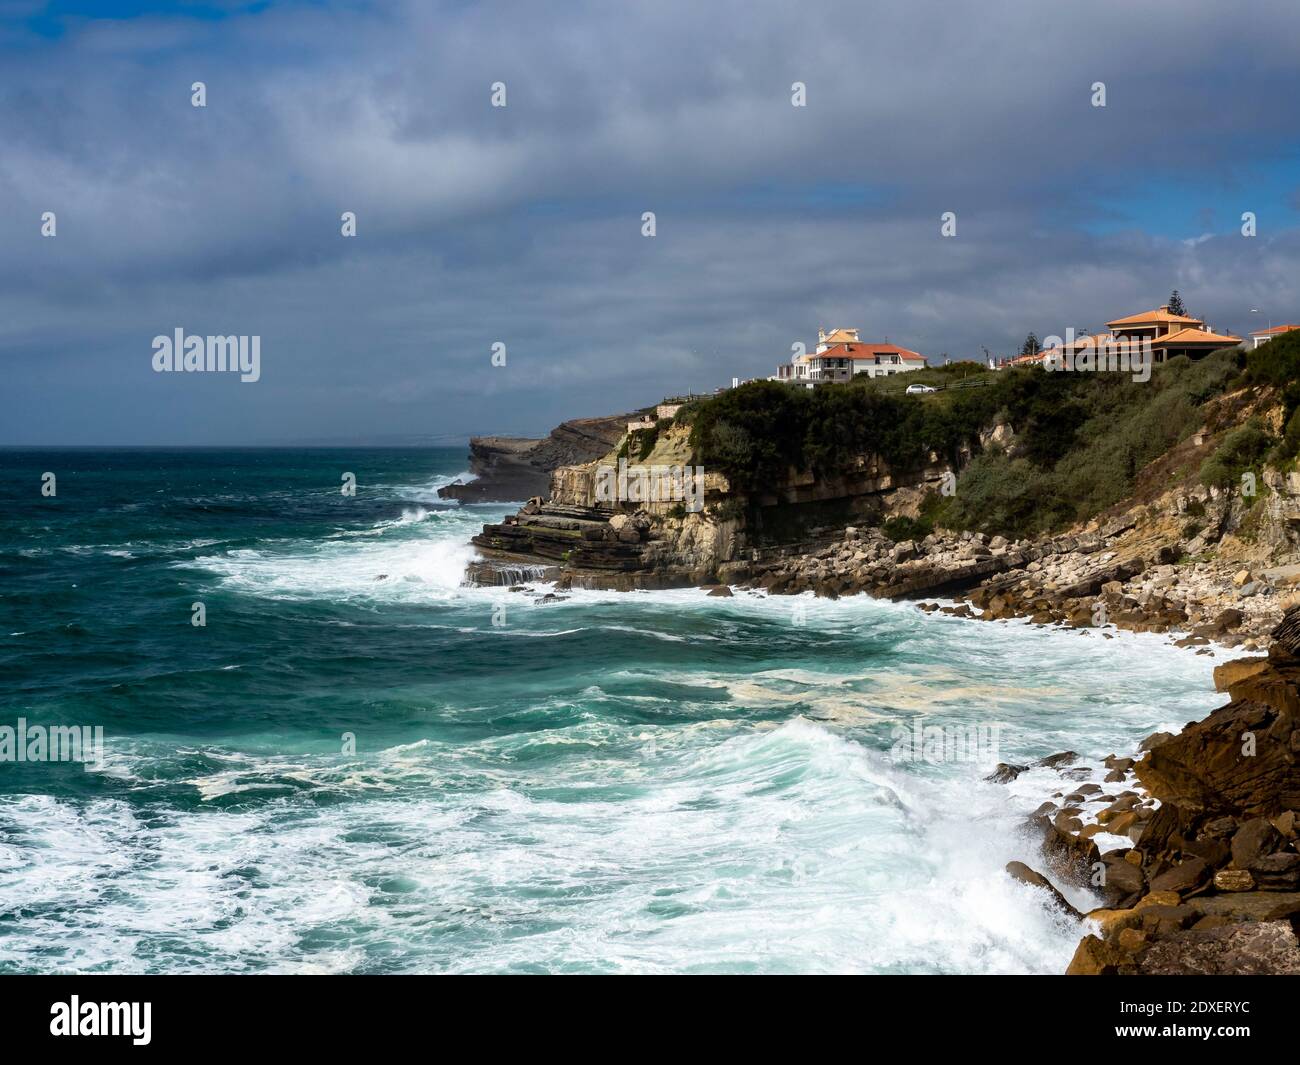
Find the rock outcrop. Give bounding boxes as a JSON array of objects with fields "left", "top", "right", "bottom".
[
  {"left": 1037, "top": 607, "right": 1300, "bottom": 974},
  {"left": 439, "top": 414, "right": 632, "bottom": 503}
]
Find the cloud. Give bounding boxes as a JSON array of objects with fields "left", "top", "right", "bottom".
[{"left": 2, "top": 0, "right": 1299, "bottom": 443}]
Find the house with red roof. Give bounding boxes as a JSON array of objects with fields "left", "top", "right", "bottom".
[
  {"left": 1247, "top": 323, "right": 1300, "bottom": 350},
  {"left": 1105, "top": 304, "right": 1241, "bottom": 362},
  {"left": 775, "top": 327, "right": 929, "bottom": 384}
]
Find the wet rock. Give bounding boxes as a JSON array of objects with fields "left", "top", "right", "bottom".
[
  {"left": 1099, "top": 853, "right": 1145, "bottom": 903},
  {"left": 1035, "top": 815, "right": 1101, "bottom": 886},
  {"left": 1066, "top": 935, "right": 1130, "bottom": 975},
  {"left": 1005, "top": 861, "right": 1083, "bottom": 919},
  {"left": 986, "top": 762, "right": 1028, "bottom": 784},
  {"left": 1139, "top": 731, "right": 1175, "bottom": 752},
  {"left": 1202, "top": 815, "right": 1238, "bottom": 839}
]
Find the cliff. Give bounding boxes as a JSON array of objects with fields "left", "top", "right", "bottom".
[{"left": 438, "top": 414, "right": 633, "bottom": 503}]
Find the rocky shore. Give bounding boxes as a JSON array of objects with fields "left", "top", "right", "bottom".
[
  {"left": 740, "top": 516, "right": 1289, "bottom": 649},
  {"left": 984, "top": 607, "right": 1300, "bottom": 975}
]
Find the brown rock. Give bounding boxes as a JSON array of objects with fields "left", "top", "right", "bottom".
[
  {"left": 1247, "top": 852, "right": 1300, "bottom": 890},
  {"left": 1231, "top": 818, "right": 1283, "bottom": 868},
  {"left": 1213, "top": 655, "right": 1270, "bottom": 693},
  {"left": 985, "top": 762, "right": 1027, "bottom": 784},
  {"left": 1214, "top": 869, "right": 1255, "bottom": 892},
  {"left": 1136, "top": 920, "right": 1300, "bottom": 975},
  {"left": 1066, "top": 934, "right": 1129, "bottom": 975},
  {"left": 1005, "top": 861, "right": 1083, "bottom": 919},
  {"left": 1135, "top": 691, "right": 1300, "bottom": 817},
  {"left": 1147, "top": 856, "right": 1210, "bottom": 896}
]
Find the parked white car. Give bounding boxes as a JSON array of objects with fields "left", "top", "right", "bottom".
[{"left": 905, "top": 384, "right": 937, "bottom": 394}]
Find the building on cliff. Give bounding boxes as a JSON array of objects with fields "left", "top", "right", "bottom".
[
  {"left": 1105, "top": 304, "right": 1241, "bottom": 362},
  {"left": 775, "top": 327, "right": 929, "bottom": 384},
  {"left": 1006, "top": 305, "right": 1244, "bottom": 369},
  {"left": 1247, "top": 322, "right": 1300, "bottom": 349}
]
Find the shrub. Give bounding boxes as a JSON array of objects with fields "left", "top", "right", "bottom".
[
  {"left": 1198, "top": 418, "right": 1275, "bottom": 489},
  {"left": 882, "top": 515, "right": 933, "bottom": 542}
]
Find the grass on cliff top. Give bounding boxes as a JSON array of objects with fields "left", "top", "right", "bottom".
[{"left": 687, "top": 348, "right": 1254, "bottom": 539}]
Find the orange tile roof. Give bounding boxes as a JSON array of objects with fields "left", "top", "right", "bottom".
[
  {"left": 817, "top": 342, "right": 928, "bottom": 364},
  {"left": 1151, "top": 327, "right": 1241, "bottom": 346},
  {"left": 1106, "top": 306, "right": 1203, "bottom": 328},
  {"left": 1249, "top": 323, "right": 1300, "bottom": 336}
]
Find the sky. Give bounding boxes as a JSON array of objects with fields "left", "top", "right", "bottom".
[{"left": 1, "top": 0, "right": 1299, "bottom": 445}]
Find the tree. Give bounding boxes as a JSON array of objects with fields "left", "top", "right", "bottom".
[
  {"left": 1168, "top": 290, "right": 1188, "bottom": 317},
  {"left": 1020, "top": 332, "right": 1041, "bottom": 357}
]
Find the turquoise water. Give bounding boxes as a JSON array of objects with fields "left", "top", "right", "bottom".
[{"left": 0, "top": 448, "right": 1226, "bottom": 973}]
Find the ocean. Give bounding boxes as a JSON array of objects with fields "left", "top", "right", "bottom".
[{"left": 0, "top": 447, "right": 1225, "bottom": 973}]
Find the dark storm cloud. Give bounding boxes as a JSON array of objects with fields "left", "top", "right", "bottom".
[{"left": 1, "top": 0, "right": 1298, "bottom": 443}]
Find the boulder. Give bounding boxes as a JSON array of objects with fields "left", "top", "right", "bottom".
[
  {"left": 1230, "top": 818, "right": 1283, "bottom": 868},
  {"left": 1034, "top": 814, "right": 1100, "bottom": 885},
  {"left": 1247, "top": 853, "right": 1300, "bottom": 891},
  {"left": 985, "top": 762, "right": 1027, "bottom": 784},
  {"left": 1213, "top": 657, "right": 1270, "bottom": 693},
  {"left": 1005, "top": 861, "right": 1083, "bottom": 919},
  {"left": 1147, "top": 856, "right": 1210, "bottom": 896},
  {"left": 1066, "top": 934, "right": 1130, "bottom": 976}
]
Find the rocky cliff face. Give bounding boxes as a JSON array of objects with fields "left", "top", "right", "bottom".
[
  {"left": 438, "top": 414, "right": 632, "bottom": 503},
  {"left": 468, "top": 421, "right": 953, "bottom": 588}
]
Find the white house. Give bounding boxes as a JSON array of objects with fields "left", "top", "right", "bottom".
[{"left": 776, "top": 328, "right": 928, "bottom": 384}]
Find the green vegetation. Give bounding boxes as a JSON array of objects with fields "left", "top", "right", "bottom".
[
  {"left": 689, "top": 348, "right": 1247, "bottom": 539},
  {"left": 688, "top": 374, "right": 1005, "bottom": 493},
  {"left": 1243, "top": 327, "right": 1300, "bottom": 463},
  {"left": 938, "top": 351, "right": 1240, "bottom": 537},
  {"left": 1198, "top": 418, "right": 1274, "bottom": 489},
  {"left": 628, "top": 422, "right": 659, "bottom": 460},
  {"left": 883, "top": 514, "right": 933, "bottom": 542}
]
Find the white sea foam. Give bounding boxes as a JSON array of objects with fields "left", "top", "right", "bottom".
[{"left": 0, "top": 716, "right": 1102, "bottom": 974}]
